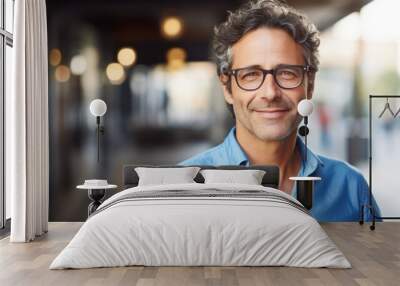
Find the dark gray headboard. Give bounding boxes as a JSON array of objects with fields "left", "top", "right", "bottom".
[{"left": 123, "top": 165, "right": 280, "bottom": 189}]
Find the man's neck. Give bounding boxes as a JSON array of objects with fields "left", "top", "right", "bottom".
[{"left": 235, "top": 124, "right": 301, "bottom": 193}]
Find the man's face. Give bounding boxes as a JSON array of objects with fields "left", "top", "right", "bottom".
[{"left": 222, "top": 27, "right": 314, "bottom": 141}]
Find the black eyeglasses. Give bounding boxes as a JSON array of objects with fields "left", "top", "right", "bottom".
[{"left": 228, "top": 64, "right": 313, "bottom": 91}]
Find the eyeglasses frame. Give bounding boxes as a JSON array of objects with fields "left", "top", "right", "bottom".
[{"left": 227, "top": 64, "right": 315, "bottom": 91}]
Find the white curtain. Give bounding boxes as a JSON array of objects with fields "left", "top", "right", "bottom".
[{"left": 7, "top": 0, "right": 49, "bottom": 242}]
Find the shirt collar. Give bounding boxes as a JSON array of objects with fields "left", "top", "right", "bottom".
[
  {"left": 224, "top": 127, "right": 324, "bottom": 173},
  {"left": 224, "top": 127, "right": 249, "bottom": 166},
  {"left": 296, "top": 136, "right": 324, "bottom": 176}
]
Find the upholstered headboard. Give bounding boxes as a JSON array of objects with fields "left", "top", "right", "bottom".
[{"left": 122, "top": 165, "right": 280, "bottom": 189}]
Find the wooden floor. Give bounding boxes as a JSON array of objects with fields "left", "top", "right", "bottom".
[{"left": 0, "top": 222, "right": 399, "bottom": 286}]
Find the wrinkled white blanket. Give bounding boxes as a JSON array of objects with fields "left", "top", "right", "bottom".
[{"left": 50, "top": 183, "right": 351, "bottom": 269}]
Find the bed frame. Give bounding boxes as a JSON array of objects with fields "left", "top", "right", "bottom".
[{"left": 122, "top": 165, "right": 280, "bottom": 189}]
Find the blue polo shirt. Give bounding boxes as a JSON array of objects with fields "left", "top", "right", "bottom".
[{"left": 180, "top": 127, "right": 380, "bottom": 222}]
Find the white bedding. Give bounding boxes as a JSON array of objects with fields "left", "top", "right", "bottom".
[{"left": 50, "top": 183, "right": 351, "bottom": 269}]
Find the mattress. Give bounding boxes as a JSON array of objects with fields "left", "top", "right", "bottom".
[{"left": 50, "top": 183, "right": 351, "bottom": 269}]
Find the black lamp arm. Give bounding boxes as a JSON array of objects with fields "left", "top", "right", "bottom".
[{"left": 95, "top": 116, "right": 105, "bottom": 162}]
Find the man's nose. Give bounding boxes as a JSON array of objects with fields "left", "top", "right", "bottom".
[{"left": 259, "top": 73, "right": 281, "bottom": 101}]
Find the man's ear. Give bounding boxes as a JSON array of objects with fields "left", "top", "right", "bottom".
[
  {"left": 307, "top": 72, "right": 316, "bottom": 100},
  {"left": 219, "top": 74, "right": 234, "bottom": 105}
]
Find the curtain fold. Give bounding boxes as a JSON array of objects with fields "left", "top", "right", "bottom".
[{"left": 9, "top": 0, "right": 49, "bottom": 242}]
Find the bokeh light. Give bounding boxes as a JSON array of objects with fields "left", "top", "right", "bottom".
[
  {"left": 117, "top": 47, "right": 137, "bottom": 67},
  {"left": 70, "top": 55, "right": 87, "bottom": 75},
  {"left": 161, "top": 17, "right": 183, "bottom": 39},
  {"left": 166, "top": 47, "right": 187, "bottom": 69},
  {"left": 106, "top": 63, "right": 125, "bottom": 84},
  {"left": 55, "top": 65, "right": 71, "bottom": 82},
  {"left": 49, "top": 48, "right": 62, "bottom": 66}
]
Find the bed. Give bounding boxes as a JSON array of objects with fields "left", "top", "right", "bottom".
[{"left": 50, "top": 165, "right": 350, "bottom": 269}]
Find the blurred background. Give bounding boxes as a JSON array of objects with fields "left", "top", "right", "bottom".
[{"left": 41, "top": 0, "right": 400, "bottom": 221}]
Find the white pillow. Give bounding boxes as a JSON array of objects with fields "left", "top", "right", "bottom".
[
  {"left": 135, "top": 167, "right": 201, "bottom": 186},
  {"left": 200, "top": 169, "right": 266, "bottom": 185}
]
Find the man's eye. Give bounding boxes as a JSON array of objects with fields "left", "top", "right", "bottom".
[
  {"left": 278, "top": 70, "right": 298, "bottom": 79},
  {"left": 241, "top": 71, "right": 261, "bottom": 80}
]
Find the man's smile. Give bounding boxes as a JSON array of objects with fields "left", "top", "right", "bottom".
[{"left": 252, "top": 108, "right": 290, "bottom": 119}]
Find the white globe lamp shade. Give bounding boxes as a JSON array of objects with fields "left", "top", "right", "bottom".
[
  {"left": 297, "top": 99, "right": 314, "bottom": 117},
  {"left": 90, "top": 99, "right": 107, "bottom": 117}
]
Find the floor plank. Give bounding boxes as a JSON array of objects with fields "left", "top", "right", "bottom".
[{"left": 0, "top": 222, "right": 399, "bottom": 286}]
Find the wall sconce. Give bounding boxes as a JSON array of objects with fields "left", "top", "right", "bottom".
[{"left": 89, "top": 99, "right": 107, "bottom": 162}]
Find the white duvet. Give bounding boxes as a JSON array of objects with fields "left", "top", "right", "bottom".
[{"left": 50, "top": 183, "right": 351, "bottom": 269}]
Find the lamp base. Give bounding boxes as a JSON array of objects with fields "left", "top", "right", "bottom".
[
  {"left": 289, "top": 177, "right": 321, "bottom": 210},
  {"left": 88, "top": 189, "right": 106, "bottom": 216}
]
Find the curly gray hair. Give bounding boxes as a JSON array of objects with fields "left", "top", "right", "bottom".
[{"left": 212, "top": 0, "right": 320, "bottom": 115}]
